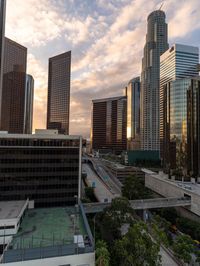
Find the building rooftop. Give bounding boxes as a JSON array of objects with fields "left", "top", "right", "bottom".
[
  {"left": 0, "top": 201, "right": 27, "bottom": 220},
  {"left": 92, "top": 95, "right": 126, "bottom": 103},
  {"left": 10, "top": 207, "right": 87, "bottom": 250},
  {"left": 143, "top": 168, "right": 200, "bottom": 196},
  {"left": 0, "top": 132, "right": 81, "bottom": 140}
]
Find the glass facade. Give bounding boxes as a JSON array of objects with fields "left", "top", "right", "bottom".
[
  {"left": 1, "top": 37, "right": 27, "bottom": 133},
  {"left": 47, "top": 51, "right": 71, "bottom": 134},
  {"left": 163, "top": 78, "right": 200, "bottom": 176},
  {"left": 0, "top": 0, "right": 6, "bottom": 126},
  {"left": 140, "top": 10, "right": 168, "bottom": 151},
  {"left": 91, "top": 96, "right": 127, "bottom": 154},
  {"left": 24, "top": 74, "right": 34, "bottom": 134},
  {"left": 0, "top": 134, "right": 81, "bottom": 207},
  {"left": 160, "top": 44, "right": 199, "bottom": 160},
  {"left": 127, "top": 77, "right": 140, "bottom": 150}
]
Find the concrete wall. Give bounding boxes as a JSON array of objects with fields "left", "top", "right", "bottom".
[
  {"left": 1, "top": 252, "right": 95, "bottom": 266},
  {"left": 145, "top": 173, "right": 200, "bottom": 216}
]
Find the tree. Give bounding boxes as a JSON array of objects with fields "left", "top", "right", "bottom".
[
  {"left": 85, "top": 187, "right": 96, "bottom": 202},
  {"left": 97, "top": 197, "right": 135, "bottom": 244},
  {"left": 112, "top": 222, "right": 161, "bottom": 266},
  {"left": 96, "top": 240, "right": 110, "bottom": 266},
  {"left": 172, "top": 234, "right": 194, "bottom": 264},
  {"left": 122, "top": 175, "right": 152, "bottom": 200}
]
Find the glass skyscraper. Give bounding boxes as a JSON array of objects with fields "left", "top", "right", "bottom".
[
  {"left": 127, "top": 77, "right": 140, "bottom": 150},
  {"left": 163, "top": 78, "right": 200, "bottom": 177},
  {"left": 0, "top": 0, "right": 6, "bottom": 127},
  {"left": 140, "top": 10, "right": 168, "bottom": 151},
  {"left": 1, "top": 37, "right": 27, "bottom": 133},
  {"left": 47, "top": 51, "right": 71, "bottom": 135},
  {"left": 160, "top": 44, "right": 199, "bottom": 160},
  {"left": 91, "top": 96, "right": 127, "bottom": 154},
  {"left": 24, "top": 74, "right": 34, "bottom": 134}
]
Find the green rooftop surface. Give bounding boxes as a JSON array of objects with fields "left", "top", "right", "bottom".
[{"left": 11, "top": 207, "right": 87, "bottom": 250}]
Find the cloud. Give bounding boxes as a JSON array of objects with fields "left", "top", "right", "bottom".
[{"left": 5, "top": 0, "right": 200, "bottom": 138}]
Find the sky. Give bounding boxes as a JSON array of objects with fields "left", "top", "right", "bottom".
[{"left": 5, "top": 0, "right": 200, "bottom": 138}]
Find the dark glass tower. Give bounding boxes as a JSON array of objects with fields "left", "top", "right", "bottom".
[
  {"left": 127, "top": 77, "right": 140, "bottom": 150},
  {"left": 0, "top": 0, "right": 6, "bottom": 127},
  {"left": 24, "top": 74, "right": 34, "bottom": 134},
  {"left": 47, "top": 51, "right": 71, "bottom": 134},
  {"left": 140, "top": 10, "right": 168, "bottom": 151},
  {"left": 91, "top": 96, "right": 127, "bottom": 154},
  {"left": 163, "top": 78, "right": 200, "bottom": 177},
  {"left": 1, "top": 37, "right": 27, "bottom": 133}
]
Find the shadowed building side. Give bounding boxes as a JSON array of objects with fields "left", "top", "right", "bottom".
[
  {"left": 0, "top": 0, "right": 6, "bottom": 128},
  {"left": 1, "top": 37, "right": 27, "bottom": 133},
  {"left": 47, "top": 51, "right": 71, "bottom": 135}
]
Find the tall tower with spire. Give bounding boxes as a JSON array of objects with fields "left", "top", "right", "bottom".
[{"left": 140, "top": 10, "right": 168, "bottom": 151}]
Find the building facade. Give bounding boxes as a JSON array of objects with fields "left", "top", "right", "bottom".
[
  {"left": 127, "top": 77, "right": 140, "bottom": 150},
  {"left": 0, "top": 0, "right": 6, "bottom": 128},
  {"left": 140, "top": 10, "right": 168, "bottom": 151},
  {"left": 47, "top": 51, "right": 71, "bottom": 134},
  {"left": 1, "top": 37, "right": 27, "bottom": 134},
  {"left": 24, "top": 74, "right": 34, "bottom": 134},
  {"left": 163, "top": 78, "right": 200, "bottom": 176},
  {"left": 160, "top": 44, "right": 199, "bottom": 160},
  {"left": 91, "top": 96, "right": 127, "bottom": 154},
  {"left": 0, "top": 131, "right": 82, "bottom": 207}
]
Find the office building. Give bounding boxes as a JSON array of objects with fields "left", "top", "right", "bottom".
[
  {"left": 140, "top": 10, "right": 168, "bottom": 151},
  {"left": 47, "top": 51, "right": 71, "bottom": 134},
  {"left": 163, "top": 78, "right": 200, "bottom": 176},
  {"left": 127, "top": 77, "right": 140, "bottom": 150},
  {"left": 0, "top": 0, "right": 6, "bottom": 127},
  {"left": 160, "top": 44, "right": 199, "bottom": 159},
  {"left": 24, "top": 74, "right": 34, "bottom": 134},
  {"left": 1, "top": 37, "right": 27, "bottom": 133},
  {"left": 91, "top": 96, "right": 127, "bottom": 154},
  {"left": 0, "top": 201, "right": 95, "bottom": 266},
  {"left": 0, "top": 130, "right": 82, "bottom": 207}
]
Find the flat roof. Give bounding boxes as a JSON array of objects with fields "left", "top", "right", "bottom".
[
  {"left": 92, "top": 95, "right": 126, "bottom": 103},
  {"left": 144, "top": 169, "right": 200, "bottom": 196},
  {"left": 0, "top": 201, "right": 27, "bottom": 220},
  {"left": 10, "top": 207, "right": 87, "bottom": 249},
  {"left": 0, "top": 133, "right": 81, "bottom": 140}
]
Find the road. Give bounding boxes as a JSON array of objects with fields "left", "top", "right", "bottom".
[
  {"left": 89, "top": 158, "right": 121, "bottom": 195},
  {"left": 82, "top": 163, "right": 117, "bottom": 203}
]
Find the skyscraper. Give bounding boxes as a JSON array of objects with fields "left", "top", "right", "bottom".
[
  {"left": 91, "top": 96, "right": 127, "bottom": 154},
  {"left": 0, "top": 0, "right": 6, "bottom": 127},
  {"left": 24, "top": 74, "right": 34, "bottom": 134},
  {"left": 140, "top": 10, "right": 168, "bottom": 151},
  {"left": 47, "top": 51, "right": 71, "bottom": 134},
  {"left": 163, "top": 78, "right": 200, "bottom": 177},
  {"left": 1, "top": 37, "right": 27, "bottom": 133},
  {"left": 127, "top": 77, "right": 140, "bottom": 150},
  {"left": 160, "top": 44, "right": 199, "bottom": 160}
]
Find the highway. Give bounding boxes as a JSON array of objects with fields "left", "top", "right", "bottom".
[
  {"left": 82, "top": 163, "right": 117, "bottom": 203},
  {"left": 89, "top": 158, "right": 121, "bottom": 195}
]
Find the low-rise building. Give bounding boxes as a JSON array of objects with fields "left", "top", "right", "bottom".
[{"left": 0, "top": 203, "right": 95, "bottom": 266}]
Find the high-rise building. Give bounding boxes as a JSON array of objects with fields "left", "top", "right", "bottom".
[
  {"left": 140, "top": 10, "right": 168, "bottom": 151},
  {"left": 0, "top": 0, "right": 6, "bottom": 126},
  {"left": 91, "top": 96, "right": 127, "bottom": 154},
  {"left": 160, "top": 44, "right": 199, "bottom": 160},
  {"left": 0, "top": 130, "right": 82, "bottom": 207},
  {"left": 127, "top": 77, "right": 140, "bottom": 150},
  {"left": 24, "top": 74, "right": 34, "bottom": 134},
  {"left": 1, "top": 37, "right": 27, "bottom": 133},
  {"left": 163, "top": 78, "right": 200, "bottom": 177},
  {"left": 47, "top": 51, "right": 71, "bottom": 134}
]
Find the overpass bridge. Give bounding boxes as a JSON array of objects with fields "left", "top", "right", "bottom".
[{"left": 83, "top": 197, "right": 191, "bottom": 214}]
